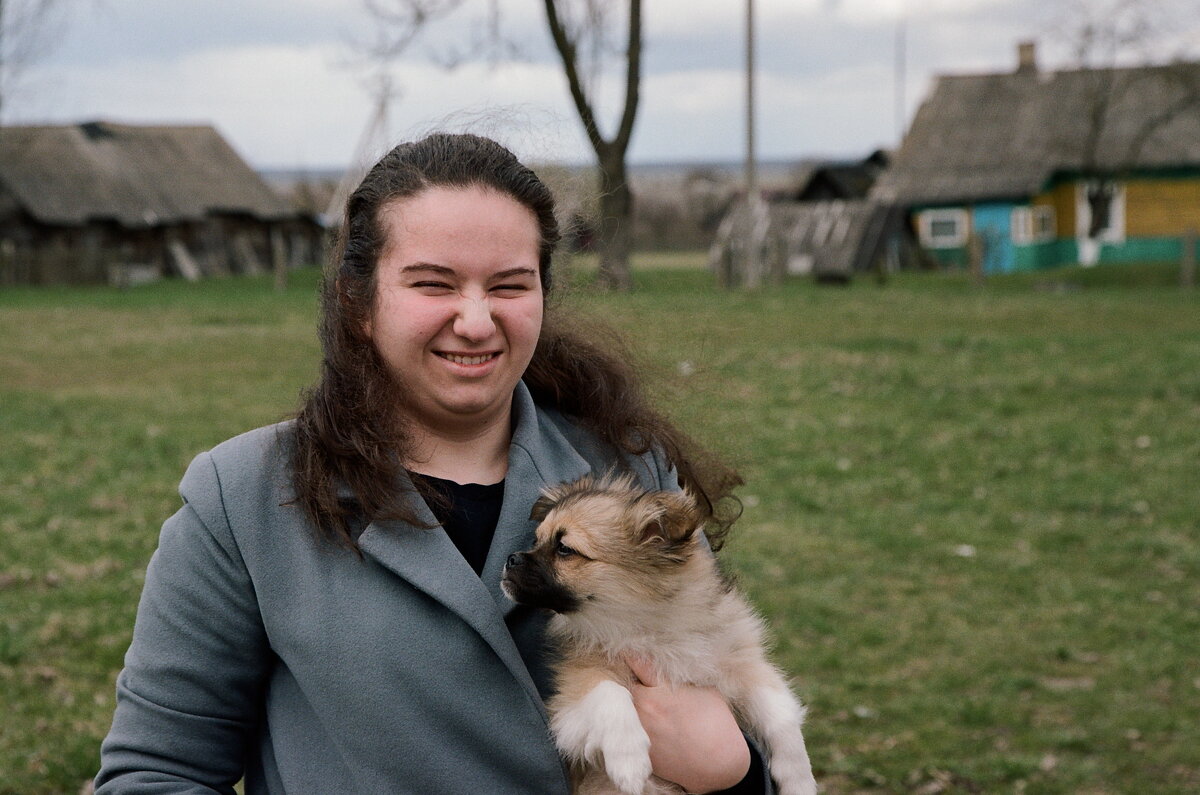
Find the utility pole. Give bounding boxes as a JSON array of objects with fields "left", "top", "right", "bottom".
[
  {"left": 743, "top": 0, "right": 760, "bottom": 288},
  {"left": 895, "top": 4, "right": 907, "bottom": 143}
]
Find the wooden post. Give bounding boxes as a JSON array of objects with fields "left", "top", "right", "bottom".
[
  {"left": 743, "top": 0, "right": 759, "bottom": 290},
  {"left": 272, "top": 227, "right": 288, "bottom": 292},
  {"left": 767, "top": 228, "right": 785, "bottom": 286},
  {"left": 0, "top": 239, "right": 13, "bottom": 286},
  {"left": 1181, "top": 228, "right": 1197, "bottom": 290},
  {"left": 234, "top": 234, "right": 265, "bottom": 275},
  {"left": 166, "top": 232, "right": 202, "bottom": 282},
  {"left": 717, "top": 240, "right": 736, "bottom": 289},
  {"left": 968, "top": 231, "right": 985, "bottom": 286}
]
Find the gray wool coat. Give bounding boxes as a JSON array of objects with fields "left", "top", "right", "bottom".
[{"left": 95, "top": 382, "right": 676, "bottom": 794}]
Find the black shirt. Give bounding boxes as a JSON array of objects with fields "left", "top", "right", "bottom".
[{"left": 412, "top": 473, "right": 504, "bottom": 576}]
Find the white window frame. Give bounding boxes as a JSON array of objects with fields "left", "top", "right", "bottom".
[
  {"left": 917, "top": 209, "right": 969, "bottom": 248},
  {"left": 1012, "top": 205, "right": 1056, "bottom": 244},
  {"left": 1076, "top": 181, "right": 1125, "bottom": 244}
]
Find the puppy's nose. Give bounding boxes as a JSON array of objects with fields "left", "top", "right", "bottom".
[{"left": 506, "top": 552, "right": 527, "bottom": 568}]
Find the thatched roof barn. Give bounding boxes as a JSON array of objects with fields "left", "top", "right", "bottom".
[{"left": 0, "top": 121, "right": 322, "bottom": 285}]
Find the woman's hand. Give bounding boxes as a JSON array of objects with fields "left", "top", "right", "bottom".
[{"left": 624, "top": 654, "right": 751, "bottom": 794}]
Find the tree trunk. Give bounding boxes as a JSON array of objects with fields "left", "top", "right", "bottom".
[
  {"left": 541, "top": 0, "right": 640, "bottom": 291},
  {"left": 271, "top": 225, "right": 288, "bottom": 292},
  {"left": 0, "top": 0, "right": 6, "bottom": 123},
  {"left": 595, "top": 147, "right": 633, "bottom": 291}
]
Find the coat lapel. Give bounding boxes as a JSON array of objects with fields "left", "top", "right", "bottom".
[
  {"left": 357, "top": 383, "right": 594, "bottom": 709},
  {"left": 481, "top": 384, "right": 593, "bottom": 614},
  {"left": 357, "top": 497, "right": 518, "bottom": 674}
]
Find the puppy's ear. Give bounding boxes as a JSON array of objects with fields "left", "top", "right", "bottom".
[
  {"left": 529, "top": 493, "right": 557, "bottom": 522},
  {"left": 635, "top": 490, "right": 701, "bottom": 544}
]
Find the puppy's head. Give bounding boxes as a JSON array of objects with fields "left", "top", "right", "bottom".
[{"left": 500, "top": 473, "right": 703, "bottom": 615}]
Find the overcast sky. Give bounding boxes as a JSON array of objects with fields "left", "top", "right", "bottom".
[{"left": 6, "top": 0, "right": 1199, "bottom": 170}]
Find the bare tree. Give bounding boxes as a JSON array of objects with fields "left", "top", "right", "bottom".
[
  {"left": 0, "top": 0, "right": 69, "bottom": 123},
  {"left": 1048, "top": 0, "right": 1200, "bottom": 263},
  {"left": 365, "top": 0, "right": 642, "bottom": 290}
]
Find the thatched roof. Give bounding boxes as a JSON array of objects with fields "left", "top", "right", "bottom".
[
  {"left": 0, "top": 121, "right": 295, "bottom": 227},
  {"left": 873, "top": 59, "right": 1200, "bottom": 207}
]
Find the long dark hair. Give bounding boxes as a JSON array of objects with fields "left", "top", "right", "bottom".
[{"left": 292, "top": 133, "right": 740, "bottom": 551}]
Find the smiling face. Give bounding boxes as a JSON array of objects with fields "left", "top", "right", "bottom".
[{"left": 367, "top": 185, "right": 545, "bottom": 437}]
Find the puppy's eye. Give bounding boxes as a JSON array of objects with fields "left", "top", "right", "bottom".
[{"left": 556, "top": 540, "right": 578, "bottom": 558}]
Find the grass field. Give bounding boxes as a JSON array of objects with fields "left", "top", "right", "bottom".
[{"left": 2, "top": 255, "right": 1198, "bottom": 793}]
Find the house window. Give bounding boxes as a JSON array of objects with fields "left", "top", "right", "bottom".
[
  {"left": 1012, "top": 206, "right": 1056, "bottom": 244},
  {"left": 918, "top": 209, "right": 969, "bottom": 248},
  {"left": 1076, "top": 181, "right": 1125, "bottom": 243}
]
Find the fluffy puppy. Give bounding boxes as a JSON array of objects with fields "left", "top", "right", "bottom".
[{"left": 501, "top": 474, "right": 817, "bottom": 795}]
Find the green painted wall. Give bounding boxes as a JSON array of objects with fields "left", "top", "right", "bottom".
[
  {"left": 926, "top": 247, "right": 969, "bottom": 268},
  {"left": 1096, "top": 237, "right": 1181, "bottom": 264},
  {"left": 1014, "top": 239, "right": 1076, "bottom": 270}
]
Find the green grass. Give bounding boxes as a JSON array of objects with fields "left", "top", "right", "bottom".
[{"left": 2, "top": 256, "right": 1198, "bottom": 793}]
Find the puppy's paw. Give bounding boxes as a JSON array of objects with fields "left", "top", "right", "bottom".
[
  {"left": 553, "top": 680, "right": 652, "bottom": 795},
  {"left": 602, "top": 731, "right": 653, "bottom": 795},
  {"left": 774, "top": 771, "right": 818, "bottom": 795},
  {"left": 770, "top": 755, "right": 817, "bottom": 795},
  {"left": 741, "top": 682, "right": 817, "bottom": 795}
]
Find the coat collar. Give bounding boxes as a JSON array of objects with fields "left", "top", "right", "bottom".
[{"left": 357, "top": 382, "right": 593, "bottom": 709}]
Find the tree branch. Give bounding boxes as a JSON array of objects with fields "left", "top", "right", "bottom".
[
  {"left": 613, "top": 0, "right": 641, "bottom": 153},
  {"left": 363, "top": 0, "right": 468, "bottom": 60},
  {"left": 543, "top": 0, "right": 606, "bottom": 155},
  {"left": 1124, "top": 65, "right": 1200, "bottom": 166}
]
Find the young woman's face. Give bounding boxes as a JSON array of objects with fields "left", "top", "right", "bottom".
[{"left": 368, "top": 185, "right": 544, "bottom": 437}]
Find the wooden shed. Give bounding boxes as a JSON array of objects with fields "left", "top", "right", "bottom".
[
  {"left": 710, "top": 198, "right": 921, "bottom": 284},
  {"left": 708, "top": 151, "right": 923, "bottom": 284},
  {"left": 0, "top": 121, "right": 323, "bottom": 285},
  {"left": 872, "top": 45, "right": 1200, "bottom": 271}
]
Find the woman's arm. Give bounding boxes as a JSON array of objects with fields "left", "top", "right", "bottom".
[
  {"left": 624, "top": 447, "right": 771, "bottom": 792},
  {"left": 96, "top": 453, "right": 270, "bottom": 793}
]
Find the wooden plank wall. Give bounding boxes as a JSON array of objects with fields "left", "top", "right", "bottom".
[{"left": 1124, "top": 178, "right": 1200, "bottom": 237}]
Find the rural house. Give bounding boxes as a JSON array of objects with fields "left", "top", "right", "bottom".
[
  {"left": 0, "top": 121, "right": 322, "bottom": 285},
  {"left": 872, "top": 43, "right": 1200, "bottom": 272}
]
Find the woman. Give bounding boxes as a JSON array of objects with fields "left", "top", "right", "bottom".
[{"left": 96, "top": 133, "right": 767, "bottom": 793}]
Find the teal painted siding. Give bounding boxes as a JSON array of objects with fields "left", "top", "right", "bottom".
[
  {"left": 1014, "top": 237, "right": 1183, "bottom": 268},
  {"left": 1013, "top": 243, "right": 1047, "bottom": 271},
  {"left": 927, "top": 248, "right": 968, "bottom": 268},
  {"left": 1046, "top": 240, "right": 1078, "bottom": 268},
  {"left": 1095, "top": 237, "right": 1182, "bottom": 264},
  {"left": 972, "top": 204, "right": 1017, "bottom": 273},
  {"left": 1014, "top": 239, "right": 1075, "bottom": 270}
]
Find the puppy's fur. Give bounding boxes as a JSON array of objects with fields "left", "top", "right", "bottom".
[{"left": 502, "top": 474, "right": 817, "bottom": 795}]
